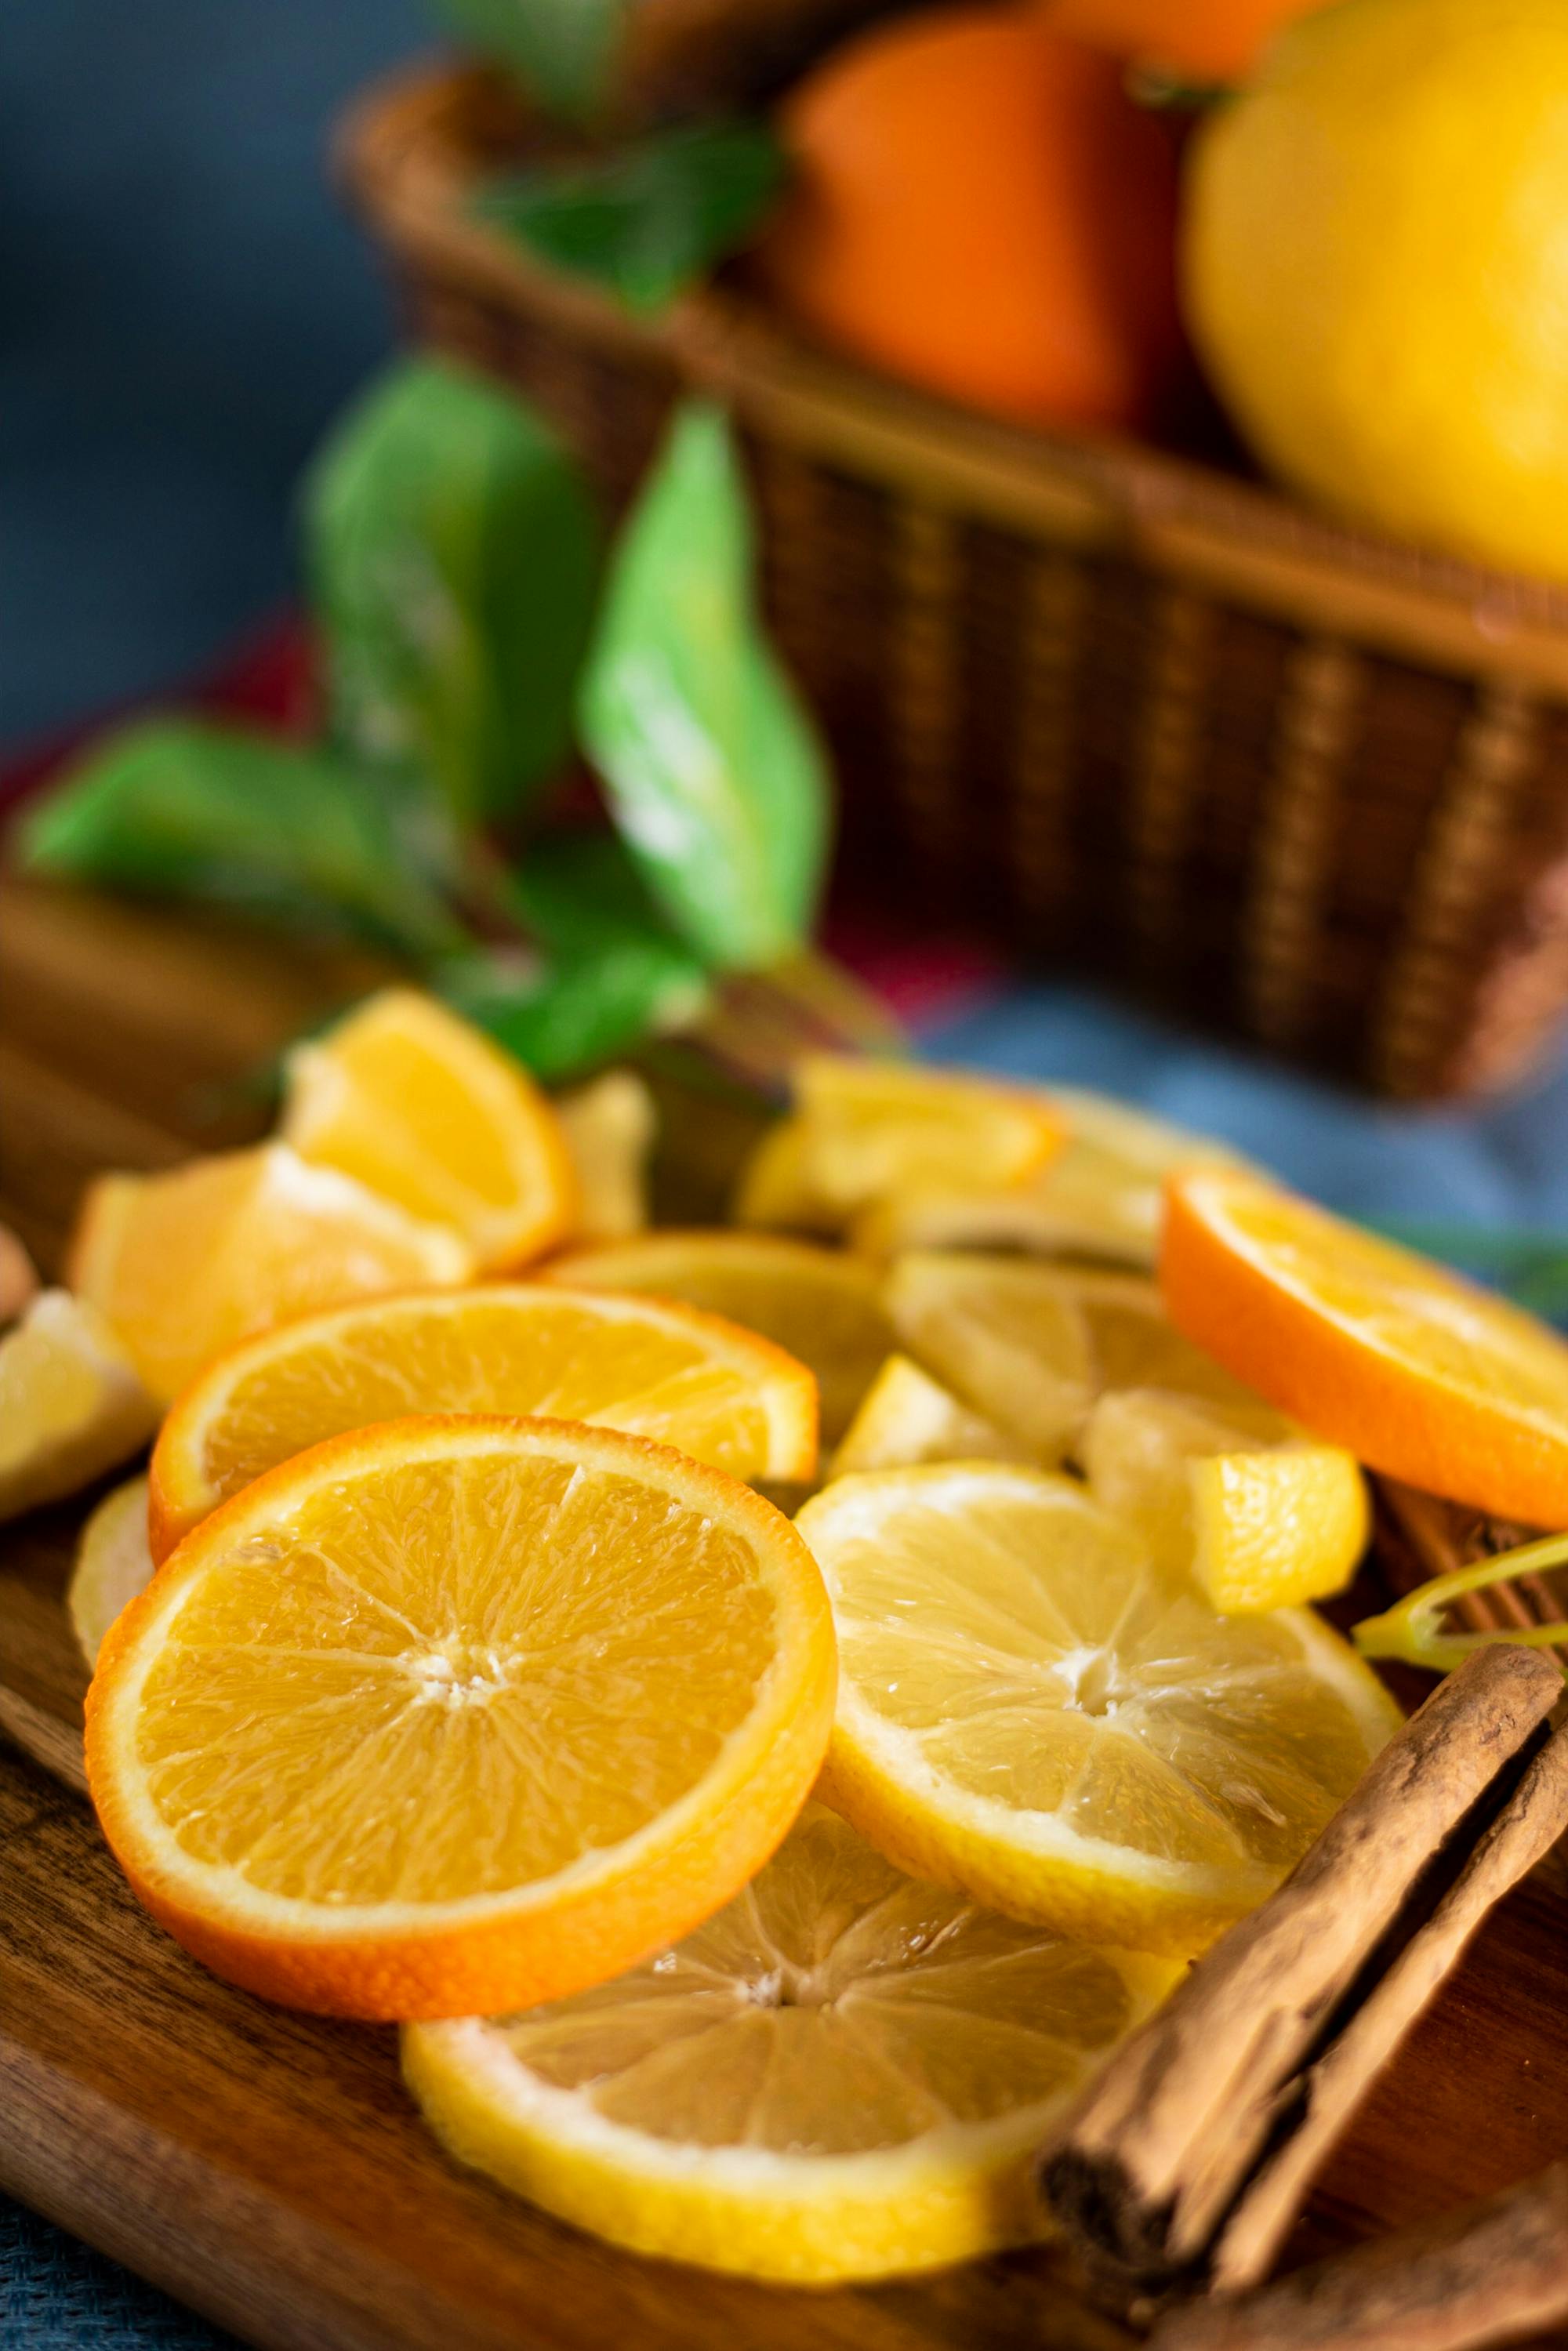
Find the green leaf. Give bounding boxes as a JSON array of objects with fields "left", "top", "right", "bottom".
[
  {"left": 427, "top": 0, "right": 625, "bottom": 122},
  {"left": 440, "top": 941, "right": 709, "bottom": 1082},
  {"left": 16, "top": 719, "right": 464, "bottom": 959},
  {"left": 508, "top": 827, "right": 688, "bottom": 960},
  {"left": 304, "top": 357, "right": 600, "bottom": 826},
  {"left": 578, "top": 401, "right": 831, "bottom": 970},
  {"left": 476, "top": 120, "right": 786, "bottom": 315}
]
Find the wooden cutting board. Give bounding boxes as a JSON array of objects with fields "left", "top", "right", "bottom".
[{"left": 5, "top": 873, "right": 1568, "bottom": 2351}]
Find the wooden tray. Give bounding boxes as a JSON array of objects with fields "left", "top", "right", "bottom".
[{"left": 5, "top": 874, "right": 1568, "bottom": 2351}]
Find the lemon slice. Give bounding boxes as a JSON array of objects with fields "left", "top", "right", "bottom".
[
  {"left": 0, "top": 1290, "right": 157, "bottom": 1522},
  {"left": 797, "top": 1464, "right": 1399, "bottom": 1954},
  {"left": 830, "top": 1354, "right": 1029, "bottom": 1478},
  {"left": 68, "top": 1475, "right": 154, "bottom": 1666},
  {"left": 88, "top": 1417, "right": 836, "bottom": 2019},
  {"left": 557, "top": 1072, "right": 655, "bottom": 1242},
  {"left": 546, "top": 1232, "right": 895, "bottom": 1444},
  {"left": 855, "top": 1090, "right": 1250, "bottom": 1267},
  {"left": 885, "top": 1254, "right": 1270, "bottom": 1459},
  {"left": 281, "top": 988, "right": 576, "bottom": 1272},
  {"left": 404, "top": 1803, "right": 1178, "bottom": 2284},
  {"left": 1080, "top": 1388, "right": 1369, "bottom": 1613}
]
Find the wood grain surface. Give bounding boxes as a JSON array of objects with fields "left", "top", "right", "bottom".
[{"left": 4, "top": 875, "right": 1568, "bottom": 2351}]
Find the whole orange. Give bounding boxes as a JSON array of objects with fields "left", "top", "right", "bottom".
[
  {"left": 762, "top": 7, "right": 1182, "bottom": 434},
  {"left": 1047, "top": 0, "right": 1327, "bottom": 82}
]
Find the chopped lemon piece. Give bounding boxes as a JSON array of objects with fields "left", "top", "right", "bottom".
[
  {"left": 797, "top": 1463, "right": 1399, "bottom": 1954},
  {"left": 1080, "top": 1388, "right": 1369, "bottom": 1613},
  {"left": 547, "top": 1230, "right": 894, "bottom": 1444},
  {"left": 557, "top": 1071, "right": 655, "bottom": 1242},
  {"left": 793, "top": 1057, "right": 1062, "bottom": 1213},
  {"left": 68, "top": 1475, "right": 154, "bottom": 1665},
  {"left": 87, "top": 1417, "right": 836, "bottom": 2019},
  {"left": 69, "top": 1143, "right": 473, "bottom": 1406},
  {"left": 282, "top": 988, "right": 576, "bottom": 1272},
  {"left": 405, "top": 1803, "right": 1178, "bottom": 2283},
  {"left": 731, "top": 1116, "right": 840, "bottom": 1235},
  {"left": 856, "top": 1089, "right": 1252, "bottom": 1268},
  {"left": 149, "top": 1280, "right": 818, "bottom": 1558},
  {"left": 831, "top": 1353, "right": 1029, "bottom": 1478},
  {"left": 0, "top": 1290, "right": 156, "bottom": 1522}
]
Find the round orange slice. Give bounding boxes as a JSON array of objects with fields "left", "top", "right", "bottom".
[
  {"left": 1163, "top": 1168, "right": 1568, "bottom": 1524},
  {"left": 149, "top": 1283, "right": 818, "bottom": 1561},
  {"left": 87, "top": 1416, "right": 836, "bottom": 2021}
]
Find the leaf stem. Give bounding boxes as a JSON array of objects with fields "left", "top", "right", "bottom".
[{"left": 1354, "top": 1530, "right": 1568, "bottom": 1671}]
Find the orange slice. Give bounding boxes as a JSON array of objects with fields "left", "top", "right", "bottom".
[
  {"left": 87, "top": 1416, "right": 836, "bottom": 2020},
  {"left": 69, "top": 1143, "right": 474, "bottom": 1406},
  {"left": 1163, "top": 1168, "right": 1568, "bottom": 1524},
  {"left": 150, "top": 1283, "right": 818, "bottom": 1560},
  {"left": 546, "top": 1231, "right": 895, "bottom": 1445},
  {"left": 281, "top": 989, "right": 576, "bottom": 1272}
]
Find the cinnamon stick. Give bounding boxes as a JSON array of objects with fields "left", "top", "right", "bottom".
[
  {"left": 1040, "top": 1645, "right": 1563, "bottom": 2293},
  {"left": 1211, "top": 1716, "right": 1568, "bottom": 2292},
  {"left": 1152, "top": 2164, "right": 1568, "bottom": 2351}
]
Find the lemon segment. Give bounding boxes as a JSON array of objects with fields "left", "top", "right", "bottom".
[
  {"left": 557, "top": 1072, "right": 655, "bottom": 1243},
  {"left": 0, "top": 1290, "right": 157, "bottom": 1522},
  {"left": 797, "top": 1463, "right": 1399, "bottom": 1955},
  {"left": 404, "top": 1805, "right": 1178, "bottom": 2283},
  {"left": 856, "top": 1088, "right": 1251, "bottom": 1268},
  {"left": 68, "top": 1475, "right": 154, "bottom": 1666},
  {"left": 1080, "top": 1388, "right": 1369, "bottom": 1613},
  {"left": 830, "top": 1354, "right": 1031, "bottom": 1478}
]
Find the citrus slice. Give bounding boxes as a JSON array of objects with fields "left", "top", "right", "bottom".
[
  {"left": 68, "top": 1475, "right": 154, "bottom": 1667},
  {"left": 546, "top": 1232, "right": 895, "bottom": 1444},
  {"left": 0, "top": 1290, "right": 157, "bottom": 1522},
  {"left": 281, "top": 988, "right": 576, "bottom": 1272},
  {"left": 797, "top": 1464, "right": 1399, "bottom": 1954},
  {"left": 830, "top": 1353, "right": 1029, "bottom": 1478},
  {"left": 1080, "top": 1388, "right": 1369, "bottom": 1613},
  {"left": 405, "top": 1802, "right": 1178, "bottom": 2284},
  {"left": 557, "top": 1072, "right": 655, "bottom": 1243},
  {"left": 855, "top": 1089, "right": 1251, "bottom": 1268},
  {"left": 791, "top": 1056, "right": 1063, "bottom": 1212},
  {"left": 69, "top": 1144, "right": 474, "bottom": 1405},
  {"left": 884, "top": 1254, "right": 1265, "bottom": 1460},
  {"left": 87, "top": 1417, "right": 836, "bottom": 2019},
  {"left": 149, "top": 1283, "right": 818, "bottom": 1561},
  {"left": 1163, "top": 1168, "right": 1568, "bottom": 1525}
]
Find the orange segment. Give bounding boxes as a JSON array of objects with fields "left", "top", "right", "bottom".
[
  {"left": 545, "top": 1231, "right": 895, "bottom": 1443},
  {"left": 150, "top": 1283, "right": 818, "bottom": 1561},
  {"left": 281, "top": 989, "right": 576, "bottom": 1272},
  {"left": 87, "top": 1417, "right": 837, "bottom": 2020},
  {"left": 69, "top": 1144, "right": 474, "bottom": 1406},
  {"left": 1163, "top": 1168, "right": 1568, "bottom": 1524}
]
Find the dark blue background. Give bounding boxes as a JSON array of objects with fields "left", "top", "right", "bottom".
[{"left": 2, "top": 0, "right": 426, "bottom": 749}]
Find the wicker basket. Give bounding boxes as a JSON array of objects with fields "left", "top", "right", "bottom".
[{"left": 340, "top": 59, "right": 1568, "bottom": 1101}]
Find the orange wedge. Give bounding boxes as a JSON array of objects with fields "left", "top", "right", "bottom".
[
  {"left": 545, "top": 1231, "right": 895, "bottom": 1443},
  {"left": 87, "top": 1416, "right": 836, "bottom": 2020},
  {"left": 1163, "top": 1168, "right": 1568, "bottom": 1524},
  {"left": 69, "top": 1143, "right": 473, "bottom": 1406},
  {"left": 149, "top": 1283, "right": 818, "bottom": 1560},
  {"left": 281, "top": 989, "right": 576, "bottom": 1272}
]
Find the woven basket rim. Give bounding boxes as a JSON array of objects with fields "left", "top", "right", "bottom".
[{"left": 336, "top": 55, "right": 1568, "bottom": 669}]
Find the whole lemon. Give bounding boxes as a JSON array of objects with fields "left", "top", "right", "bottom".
[{"left": 1184, "top": 0, "right": 1568, "bottom": 581}]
